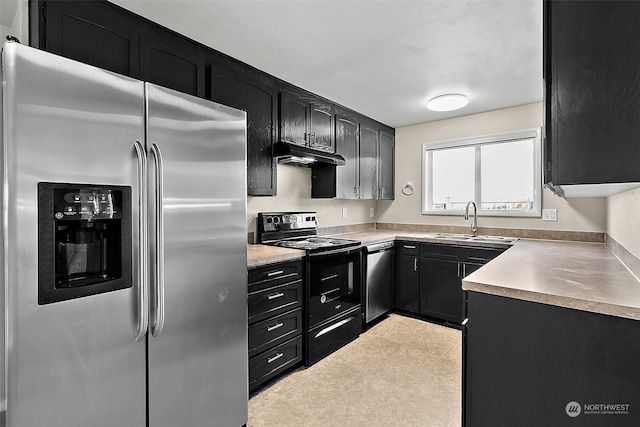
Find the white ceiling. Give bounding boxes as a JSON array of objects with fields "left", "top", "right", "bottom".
[{"left": 110, "top": 0, "right": 543, "bottom": 128}]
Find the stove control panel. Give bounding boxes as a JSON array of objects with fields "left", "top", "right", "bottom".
[{"left": 259, "top": 212, "right": 317, "bottom": 232}]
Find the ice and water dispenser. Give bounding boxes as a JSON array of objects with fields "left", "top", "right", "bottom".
[{"left": 38, "top": 183, "right": 132, "bottom": 304}]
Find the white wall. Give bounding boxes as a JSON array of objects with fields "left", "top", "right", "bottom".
[
  {"left": 607, "top": 187, "right": 640, "bottom": 258},
  {"left": 377, "top": 103, "right": 606, "bottom": 232},
  {"left": 0, "top": 0, "right": 28, "bottom": 44},
  {"left": 247, "top": 165, "right": 376, "bottom": 239}
]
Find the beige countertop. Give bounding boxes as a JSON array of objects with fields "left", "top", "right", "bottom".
[
  {"left": 247, "top": 231, "right": 640, "bottom": 320},
  {"left": 247, "top": 244, "right": 305, "bottom": 268},
  {"left": 462, "top": 239, "right": 640, "bottom": 320}
]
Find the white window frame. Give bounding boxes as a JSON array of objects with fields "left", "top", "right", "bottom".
[{"left": 421, "top": 128, "right": 542, "bottom": 217}]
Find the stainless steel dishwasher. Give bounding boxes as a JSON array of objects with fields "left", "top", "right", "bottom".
[{"left": 363, "top": 241, "right": 394, "bottom": 324}]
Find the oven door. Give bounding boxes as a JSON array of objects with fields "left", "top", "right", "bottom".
[{"left": 307, "top": 246, "right": 362, "bottom": 329}]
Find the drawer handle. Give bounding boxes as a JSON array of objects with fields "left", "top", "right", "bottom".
[
  {"left": 267, "top": 352, "right": 284, "bottom": 364},
  {"left": 267, "top": 270, "right": 284, "bottom": 277},
  {"left": 321, "top": 274, "right": 339, "bottom": 282},
  {"left": 267, "top": 322, "right": 284, "bottom": 332},
  {"left": 267, "top": 292, "right": 285, "bottom": 300},
  {"left": 404, "top": 245, "right": 416, "bottom": 249}
]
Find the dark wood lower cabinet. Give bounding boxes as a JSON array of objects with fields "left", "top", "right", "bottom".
[
  {"left": 248, "top": 260, "right": 304, "bottom": 392},
  {"left": 419, "top": 257, "right": 462, "bottom": 323},
  {"left": 403, "top": 243, "right": 506, "bottom": 324},
  {"left": 465, "top": 292, "right": 640, "bottom": 427},
  {"left": 394, "top": 242, "right": 420, "bottom": 313}
]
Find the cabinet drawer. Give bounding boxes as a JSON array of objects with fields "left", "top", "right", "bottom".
[
  {"left": 248, "top": 260, "right": 303, "bottom": 290},
  {"left": 397, "top": 241, "right": 419, "bottom": 256},
  {"left": 466, "top": 247, "right": 504, "bottom": 263},
  {"left": 248, "top": 279, "right": 302, "bottom": 324},
  {"left": 420, "top": 243, "right": 463, "bottom": 260},
  {"left": 249, "top": 335, "right": 302, "bottom": 391},
  {"left": 248, "top": 308, "right": 302, "bottom": 358}
]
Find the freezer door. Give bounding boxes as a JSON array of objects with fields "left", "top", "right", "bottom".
[
  {"left": 145, "top": 83, "right": 248, "bottom": 427},
  {"left": 1, "top": 43, "right": 146, "bottom": 426}
]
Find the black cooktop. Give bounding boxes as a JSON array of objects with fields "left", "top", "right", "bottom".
[{"left": 257, "top": 212, "right": 360, "bottom": 253}]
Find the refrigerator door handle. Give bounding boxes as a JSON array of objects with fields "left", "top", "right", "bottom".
[
  {"left": 150, "top": 143, "right": 165, "bottom": 337},
  {"left": 133, "top": 141, "right": 149, "bottom": 342}
]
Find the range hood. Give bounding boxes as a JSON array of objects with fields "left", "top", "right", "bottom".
[{"left": 273, "top": 142, "right": 346, "bottom": 166}]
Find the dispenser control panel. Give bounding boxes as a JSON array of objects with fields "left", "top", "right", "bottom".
[{"left": 53, "top": 187, "right": 123, "bottom": 221}]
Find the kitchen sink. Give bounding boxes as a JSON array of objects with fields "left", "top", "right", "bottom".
[{"left": 429, "top": 233, "right": 518, "bottom": 246}]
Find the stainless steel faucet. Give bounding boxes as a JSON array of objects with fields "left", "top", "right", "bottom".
[{"left": 464, "top": 201, "right": 478, "bottom": 237}]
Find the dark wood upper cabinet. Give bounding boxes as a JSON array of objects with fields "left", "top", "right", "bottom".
[
  {"left": 140, "top": 35, "right": 205, "bottom": 98},
  {"left": 378, "top": 125, "right": 395, "bottom": 200},
  {"left": 309, "top": 102, "right": 335, "bottom": 153},
  {"left": 312, "top": 111, "right": 393, "bottom": 200},
  {"left": 31, "top": 0, "right": 141, "bottom": 78},
  {"left": 359, "top": 119, "right": 378, "bottom": 200},
  {"left": 279, "top": 86, "right": 335, "bottom": 153},
  {"left": 211, "top": 57, "right": 278, "bottom": 196},
  {"left": 544, "top": 0, "right": 640, "bottom": 188},
  {"left": 30, "top": 0, "right": 394, "bottom": 198},
  {"left": 335, "top": 110, "right": 360, "bottom": 199},
  {"left": 279, "top": 89, "right": 309, "bottom": 147}
]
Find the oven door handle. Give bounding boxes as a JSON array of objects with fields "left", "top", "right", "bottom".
[{"left": 307, "top": 245, "right": 362, "bottom": 258}]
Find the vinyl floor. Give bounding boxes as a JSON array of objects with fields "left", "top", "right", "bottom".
[{"left": 248, "top": 313, "right": 462, "bottom": 427}]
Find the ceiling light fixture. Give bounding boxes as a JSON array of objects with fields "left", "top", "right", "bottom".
[{"left": 427, "top": 93, "right": 468, "bottom": 111}]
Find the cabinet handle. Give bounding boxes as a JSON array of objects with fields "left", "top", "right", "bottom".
[
  {"left": 267, "top": 292, "right": 285, "bottom": 300},
  {"left": 267, "top": 352, "right": 284, "bottom": 364},
  {"left": 267, "top": 322, "right": 284, "bottom": 332},
  {"left": 414, "top": 258, "right": 418, "bottom": 271},
  {"left": 404, "top": 245, "right": 416, "bottom": 249},
  {"left": 458, "top": 263, "right": 461, "bottom": 277},
  {"left": 267, "top": 270, "right": 284, "bottom": 277},
  {"left": 463, "top": 263, "right": 467, "bottom": 277}
]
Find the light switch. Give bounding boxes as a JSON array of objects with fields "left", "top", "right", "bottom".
[
  {"left": 342, "top": 207, "right": 348, "bottom": 218},
  {"left": 542, "top": 209, "right": 557, "bottom": 221},
  {"left": 369, "top": 207, "right": 375, "bottom": 217}
]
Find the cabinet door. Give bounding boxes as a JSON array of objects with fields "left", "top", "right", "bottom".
[
  {"left": 359, "top": 120, "right": 379, "bottom": 200},
  {"left": 394, "top": 254, "right": 419, "bottom": 313},
  {"left": 547, "top": 1, "right": 640, "bottom": 185},
  {"left": 378, "top": 127, "right": 395, "bottom": 200},
  {"left": 211, "top": 58, "right": 277, "bottom": 196},
  {"left": 420, "top": 258, "right": 464, "bottom": 323},
  {"left": 140, "top": 35, "right": 205, "bottom": 98},
  {"left": 279, "top": 90, "right": 308, "bottom": 146},
  {"left": 309, "top": 102, "right": 335, "bottom": 152},
  {"left": 33, "top": 0, "right": 141, "bottom": 78},
  {"left": 335, "top": 112, "right": 359, "bottom": 199}
]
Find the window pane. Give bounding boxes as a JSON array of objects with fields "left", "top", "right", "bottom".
[
  {"left": 431, "top": 146, "right": 475, "bottom": 210},
  {"left": 480, "top": 140, "right": 534, "bottom": 211}
]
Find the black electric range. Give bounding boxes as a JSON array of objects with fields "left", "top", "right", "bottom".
[{"left": 257, "top": 212, "right": 363, "bottom": 365}]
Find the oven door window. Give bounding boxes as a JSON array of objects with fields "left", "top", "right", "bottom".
[{"left": 308, "top": 251, "right": 361, "bottom": 329}]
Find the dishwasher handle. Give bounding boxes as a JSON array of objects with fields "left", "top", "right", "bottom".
[{"left": 365, "top": 241, "right": 395, "bottom": 253}]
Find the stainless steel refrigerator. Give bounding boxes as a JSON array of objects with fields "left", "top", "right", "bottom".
[{"left": 0, "top": 42, "right": 248, "bottom": 426}]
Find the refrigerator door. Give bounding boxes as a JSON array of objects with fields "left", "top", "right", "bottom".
[
  {"left": 1, "top": 43, "right": 147, "bottom": 426},
  {"left": 145, "top": 83, "right": 248, "bottom": 427}
]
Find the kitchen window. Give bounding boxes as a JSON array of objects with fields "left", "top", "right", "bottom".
[{"left": 422, "top": 128, "right": 542, "bottom": 217}]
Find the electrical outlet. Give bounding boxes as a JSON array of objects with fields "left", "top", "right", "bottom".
[
  {"left": 369, "top": 207, "right": 375, "bottom": 217},
  {"left": 342, "top": 207, "right": 348, "bottom": 218},
  {"left": 542, "top": 209, "right": 557, "bottom": 221}
]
